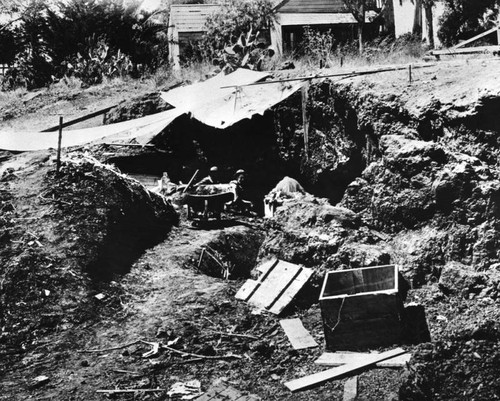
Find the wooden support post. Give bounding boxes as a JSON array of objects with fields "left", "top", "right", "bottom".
[
  {"left": 301, "top": 80, "right": 310, "bottom": 160},
  {"left": 497, "top": 14, "right": 500, "bottom": 45},
  {"left": 408, "top": 64, "right": 412, "bottom": 84},
  {"left": 56, "top": 116, "right": 63, "bottom": 173}
]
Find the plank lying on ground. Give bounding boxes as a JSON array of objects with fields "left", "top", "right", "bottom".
[
  {"left": 343, "top": 376, "right": 358, "bottom": 401},
  {"left": 285, "top": 347, "right": 406, "bottom": 393},
  {"left": 96, "top": 389, "right": 165, "bottom": 394},
  {"left": 315, "top": 352, "right": 411, "bottom": 368},
  {"left": 430, "top": 45, "right": 500, "bottom": 56},
  {"left": 280, "top": 318, "right": 318, "bottom": 350},
  {"left": 235, "top": 259, "right": 313, "bottom": 315}
]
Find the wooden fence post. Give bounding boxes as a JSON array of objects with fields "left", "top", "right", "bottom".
[
  {"left": 56, "top": 116, "right": 63, "bottom": 173},
  {"left": 301, "top": 80, "right": 310, "bottom": 160}
]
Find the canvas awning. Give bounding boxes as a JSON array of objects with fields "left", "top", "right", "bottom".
[
  {"left": 0, "top": 108, "right": 184, "bottom": 152},
  {"left": 161, "top": 68, "right": 304, "bottom": 129}
]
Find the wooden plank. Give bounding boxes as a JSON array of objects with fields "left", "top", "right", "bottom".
[
  {"left": 235, "top": 259, "right": 312, "bottom": 315},
  {"left": 247, "top": 262, "right": 298, "bottom": 309},
  {"left": 284, "top": 347, "right": 406, "bottom": 393},
  {"left": 453, "top": 26, "right": 499, "bottom": 49},
  {"left": 315, "top": 352, "right": 411, "bottom": 368},
  {"left": 343, "top": 376, "right": 358, "bottom": 401},
  {"left": 280, "top": 318, "right": 318, "bottom": 350},
  {"left": 268, "top": 268, "right": 313, "bottom": 314},
  {"left": 235, "top": 280, "right": 260, "bottom": 301},
  {"left": 431, "top": 45, "right": 500, "bottom": 56},
  {"left": 41, "top": 106, "right": 114, "bottom": 132}
]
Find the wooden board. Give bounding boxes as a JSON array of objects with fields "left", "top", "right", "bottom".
[
  {"left": 315, "top": 352, "right": 411, "bottom": 368},
  {"left": 343, "top": 376, "right": 358, "bottom": 401},
  {"left": 269, "top": 267, "right": 313, "bottom": 314},
  {"left": 235, "top": 259, "right": 313, "bottom": 315},
  {"left": 285, "top": 348, "right": 406, "bottom": 393},
  {"left": 280, "top": 318, "right": 318, "bottom": 350},
  {"left": 195, "top": 384, "right": 260, "bottom": 401}
]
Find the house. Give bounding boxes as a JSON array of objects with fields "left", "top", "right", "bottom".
[
  {"left": 392, "top": 0, "right": 445, "bottom": 47},
  {"left": 270, "top": 0, "right": 381, "bottom": 55},
  {"left": 168, "top": 4, "right": 220, "bottom": 70}
]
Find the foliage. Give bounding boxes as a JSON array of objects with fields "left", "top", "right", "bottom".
[
  {"left": 63, "top": 39, "right": 134, "bottom": 86},
  {"left": 201, "top": 0, "right": 275, "bottom": 59},
  {"left": 1, "top": 0, "right": 169, "bottom": 90},
  {"left": 302, "top": 27, "right": 336, "bottom": 65},
  {"left": 438, "top": 0, "right": 499, "bottom": 47}
]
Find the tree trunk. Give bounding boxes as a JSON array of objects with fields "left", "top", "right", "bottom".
[
  {"left": 424, "top": 4, "right": 434, "bottom": 49},
  {"left": 412, "top": 0, "right": 422, "bottom": 37},
  {"left": 358, "top": 2, "right": 365, "bottom": 54}
]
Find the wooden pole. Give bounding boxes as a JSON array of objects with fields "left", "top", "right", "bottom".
[
  {"left": 408, "top": 64, "right": 412, "bottom": 84},
  {"left": 56, "top": 116, "right": 63, "bottom": 173},
  {"left": 497, "top": 14, "right": 500, "bottom": 45},
  {"left": 183, "top": 169, "right": 199, "bottom": 193},
  {"left": 301, "top": 80, "right": 310, "bottom": 160}
]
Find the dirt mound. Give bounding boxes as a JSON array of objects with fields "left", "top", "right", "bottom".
[
  {"left": 0, "top": 152, "right": 177, "bottom": 361},
  {"left": 400, "top": 300, "right": 500, "bottom": 400}
]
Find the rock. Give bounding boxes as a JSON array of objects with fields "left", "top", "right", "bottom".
[{"left": 438, "top": 261, "right": 486, "bottom": 296}]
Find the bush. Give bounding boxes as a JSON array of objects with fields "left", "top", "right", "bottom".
[
  {"left": 302, "top": 26, "right": 336, "bottom": 65},
  {"left": 1, "top": 0, "right": 169, "bottom": 90},
  {"left": 438, "top": 0, "right": 499, "bottom": 47},
  {"left": 63, "top": 39, "right": 134, "bottom": 86}
]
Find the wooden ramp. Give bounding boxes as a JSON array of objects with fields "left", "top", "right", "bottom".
[{"left": 235, "top": 259, "right": 313, "bottom": 315}]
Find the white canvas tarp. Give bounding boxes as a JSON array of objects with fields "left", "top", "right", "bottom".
[
  {"left": 161, "top": 69, "right": 304, "bottom": 129},
  {"left": 0, "top": 108, "right": 184, "bottom": 152}
]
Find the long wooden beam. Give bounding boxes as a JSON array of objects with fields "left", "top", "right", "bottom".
[
  {"left": 285, "top": 347, "right": 406, "bottom": 393},
  {"left": 431, "top": 45, "right": 500, "bottom": 56},
  {"left": 453, "top": 26, "right": 499, "bottom": 49},
  {"left": 220, "top": 64, "right": 436, "bottom": 89},
  {"left": 40, "top": 106, "right": 114, "bottom": 132}
]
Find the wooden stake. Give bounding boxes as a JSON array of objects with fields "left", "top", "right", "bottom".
[
  {"left": 408, "top": 64, "right": 412, "bottom": 84},
  {"left": 56, "top": 116, "right": 63, "bottom": 173},
  {"left": 301, "top": 81, "right": 310, "bottom": 160}
]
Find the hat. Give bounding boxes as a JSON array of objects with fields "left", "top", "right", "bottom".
[
  {"left": 210, "top": 166, "right": 218, "bottom": 172},
  {"left": 235, "top": 169, "right": 245, "bottom": 176}
]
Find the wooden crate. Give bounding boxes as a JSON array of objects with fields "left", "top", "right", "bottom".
[{"left": 319, "top": 265, "right": 404, "bottom": 351}]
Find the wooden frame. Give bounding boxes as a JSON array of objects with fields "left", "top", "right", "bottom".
[{"left": 319, "top": 265, "right": 404, "bottom": 350}]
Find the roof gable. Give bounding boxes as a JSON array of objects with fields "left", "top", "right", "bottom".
[
  {"left": 169, "top": 4, "right": 220, "bottom": 33},
  {"left": 276, "top": 0, "right": 348, "bottom": 14}
]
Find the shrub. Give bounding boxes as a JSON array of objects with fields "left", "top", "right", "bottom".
[{"left": 302, "top": 26, "right": 336, "bottom": 65}]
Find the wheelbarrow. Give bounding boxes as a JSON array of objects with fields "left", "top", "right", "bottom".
[{"left": 184, "top": 191, "right": 235, "bottom": 222}]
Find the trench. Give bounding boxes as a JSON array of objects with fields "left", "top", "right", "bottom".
[{"left": 108, "top": 82, "right": 372, "bottom": 212}]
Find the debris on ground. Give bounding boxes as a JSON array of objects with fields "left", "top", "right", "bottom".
[{"left": 167, "top": 379, "right": 202, "bottom": 400}]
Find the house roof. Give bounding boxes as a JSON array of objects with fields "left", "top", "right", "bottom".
[
  {"left": 169, "top": 4, "right": 220, "bottom": 33},
  {"left": 277, "top": 11, "right": 378, "bottom": 25},
  {"left": 275, "top": 0, "right": 348, "bottom": 14}
]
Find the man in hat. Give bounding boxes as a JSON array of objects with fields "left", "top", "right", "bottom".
[
  {"left": 226, "top": 169, "right": 253, "bottom": 212},
  {"left": 195, "top": 166, "right": 220, "bottom": 187}
]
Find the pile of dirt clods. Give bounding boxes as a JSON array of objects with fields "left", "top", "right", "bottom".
[{"left": 0, "top": 152, "right": 178, "bottom": 366}]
